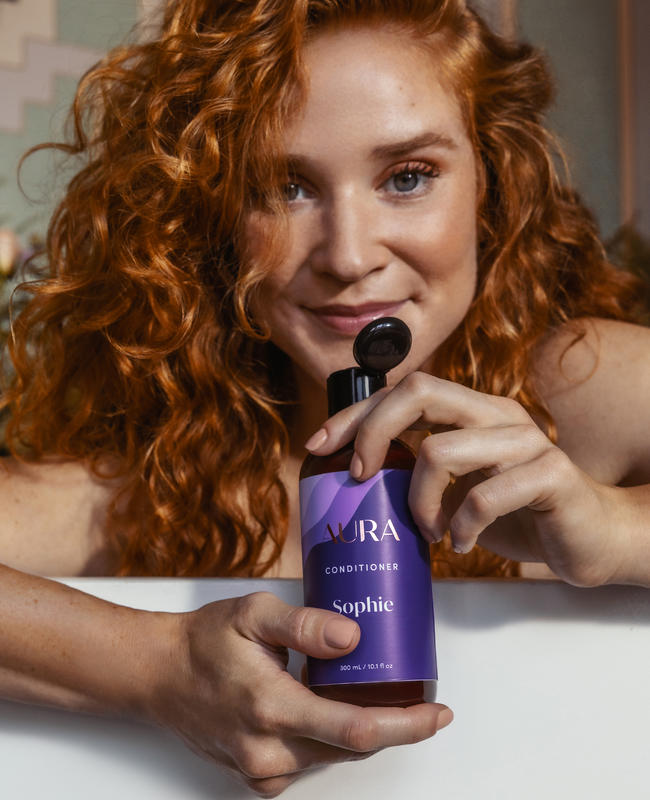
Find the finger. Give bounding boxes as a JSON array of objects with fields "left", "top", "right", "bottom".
[
  {"left": 303, "top": 388, "right": 390, "bottom": 452},
  {"left": 186, "top": 742, "right": 298, "bottom": 800},
  {"left": 235, "top": 733, "right": 380, "bottom": 783},
  {"left": 226, "top": 749, "right": 298, "bottom": 800},
  {"left": 245, "top": 772, "right": 305, "bottom": 799},
  {"left": 448, "top": 447, "right": 579, "bottom": 554},
  {"left": 306, "top": 373, "right": 531, "bottom": 478},
  {"left": 241, "top": 745, "right": 380, "bottom": 797},
  {"left": 194, "top": 723, "right": 379, "bottom": 791},
  {"left": 245, "top": 774, "right": 294, "bottom": 799},
  {"left": 234, "top": 668, "right": 452, "bottom": 754},
  {"left": 409, "top": 424, "right": 552, "bottom": 542},
  {"left": 286, "top": 694, "right": 453, "bottom": 751},
  {"left": 234, "top": 667, "right": 452, "bottom": 759},
  {"left": 242, "top": 752, "right": 374, "bottom": 799},
  {"left": 233, "top": 592, "right": 361, "bottom": 659}
]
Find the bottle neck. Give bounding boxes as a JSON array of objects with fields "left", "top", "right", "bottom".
[{"left": 327, "top": 367, "right": 386, "bottom": 416}]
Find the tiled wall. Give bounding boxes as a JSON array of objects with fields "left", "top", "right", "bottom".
[{"left": 0, "top": 0, "right": 142, "bottom": 242}]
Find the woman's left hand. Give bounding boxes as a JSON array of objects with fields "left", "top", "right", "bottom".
[{"left": 304, "top": 372, "right": 624, "bottom": 588}]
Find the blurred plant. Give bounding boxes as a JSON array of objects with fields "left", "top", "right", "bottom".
[
  {"left": 0, "top": 229, "right": 44, "bottom": 338},
  {"left": 0, "top": 174, "right": 44, "bottom": 338},
  {"left": 0, "top": 214, "right": 45, "bottom": 452},
  {"left": 0, "top": 228, "right": 21, "bottom": 277},
  {"left": 605, "top": 223, "right": 650, "bottom": 322}
]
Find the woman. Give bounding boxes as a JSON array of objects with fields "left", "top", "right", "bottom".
[{"left": 0, "top": 0, "right": 648, "bottom": 795}]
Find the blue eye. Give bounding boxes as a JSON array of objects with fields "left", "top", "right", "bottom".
[
  {"left": 390, "top": 171, "right": 420, "bottom": 192},
  {"left": 384, "top": 163, "right": 438, "bottom": 196}
]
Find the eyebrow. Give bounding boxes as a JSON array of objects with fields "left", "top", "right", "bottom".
[
  {"left": 285, "top": 131, "right": 459, "bottom": 172},
  {"left": 370, "top": 131, "right": 459, "bottom": 160}
]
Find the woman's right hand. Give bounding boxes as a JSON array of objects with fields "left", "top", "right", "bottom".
[{"left": 151, "top": 591, "right": 452, "bottom": 797}]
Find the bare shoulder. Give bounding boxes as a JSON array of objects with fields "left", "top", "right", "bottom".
[
  {"left": 531, "top": 317, "right": 650, "bottom": 484},
  {"left": 0, "top": 456, "right": 121, "bottom": 576}
]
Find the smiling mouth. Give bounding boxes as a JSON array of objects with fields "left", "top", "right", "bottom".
[{"left": 306, "top": 300, "right": 407, "bottom": 335}]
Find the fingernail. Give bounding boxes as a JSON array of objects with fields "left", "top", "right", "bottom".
[
  {"left": 437, "top": 708, "right": 454, "bottom": 731},
  {"left": 305, "top": 428, "right": 328, "bottom": 451},
  {"left": 453, "top": 542, "right": 472, "bottom": 554},
  {"left": 324, "top": 618, "right": 357, "bottom": 649},
  {"left": 350, "top": 453, "right": 363, "bottom": 480},
  {"left": 420, "top": 527, "right": 437, "bottom": 544},
  {"left": 429, "top": 524, "right": 444, "bottom": 544}
]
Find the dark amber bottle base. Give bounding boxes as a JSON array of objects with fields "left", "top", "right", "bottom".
[{"left": 311, "top": 680, "right": 436, "bottom": 707}]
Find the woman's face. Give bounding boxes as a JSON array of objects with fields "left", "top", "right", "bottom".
[{"left": 248, "top": 25, "right": 478, "bottom": 393}]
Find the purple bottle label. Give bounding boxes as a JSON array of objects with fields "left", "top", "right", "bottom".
[{"left": 300, "top": 468, "right": 437, "bottom": 686}]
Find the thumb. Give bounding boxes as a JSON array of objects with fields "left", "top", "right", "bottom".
[{"left": 236, "top": 591, "right": 360, "bottom": 659}]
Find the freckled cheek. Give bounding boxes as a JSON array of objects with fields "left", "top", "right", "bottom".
[
  {"left": 395, "top": 218, "right": 477, "bottom": 286},
  {"left": 243, "top": 215, "right": 302, "bottom": 314},
  {"left": 418, "top": 167, "right": 479, "bottom": 276},
  {"left": 439, "top": 200, "right": 477, "bottom": 274},
  {"left": 252, "top": 267, "right": 308, "bottom": 343},
  {"left": 252, "top": 279, "right": 288, "bottom": 335}
]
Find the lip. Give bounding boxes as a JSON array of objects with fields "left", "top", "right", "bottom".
[{"left": 306, "top": 300, "right": 407, "bottom": 335}]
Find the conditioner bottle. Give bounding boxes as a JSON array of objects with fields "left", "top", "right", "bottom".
[{"left": 299, "top": 317, "right": 437, "bottom": 707}]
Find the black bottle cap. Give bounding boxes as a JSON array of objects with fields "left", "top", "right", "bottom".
[{"left": 327, "top": 317, "right": 412, "bottom": 416}]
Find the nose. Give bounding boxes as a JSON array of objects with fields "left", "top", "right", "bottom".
[{"left": 310, "top": 192, "right": 387, "bottom": 282}]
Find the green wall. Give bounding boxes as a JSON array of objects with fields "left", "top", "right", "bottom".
[{"left": 58, "top": 0, "right": 138, "bottom": 50}]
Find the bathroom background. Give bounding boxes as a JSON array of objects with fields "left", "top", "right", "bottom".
[{"left": 0, "top": 0, "right": 648, "bottom": 331}]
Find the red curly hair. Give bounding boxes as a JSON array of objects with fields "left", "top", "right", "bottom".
[{"left": 1, "top": 0, "right": 643, "bottom": 577}]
